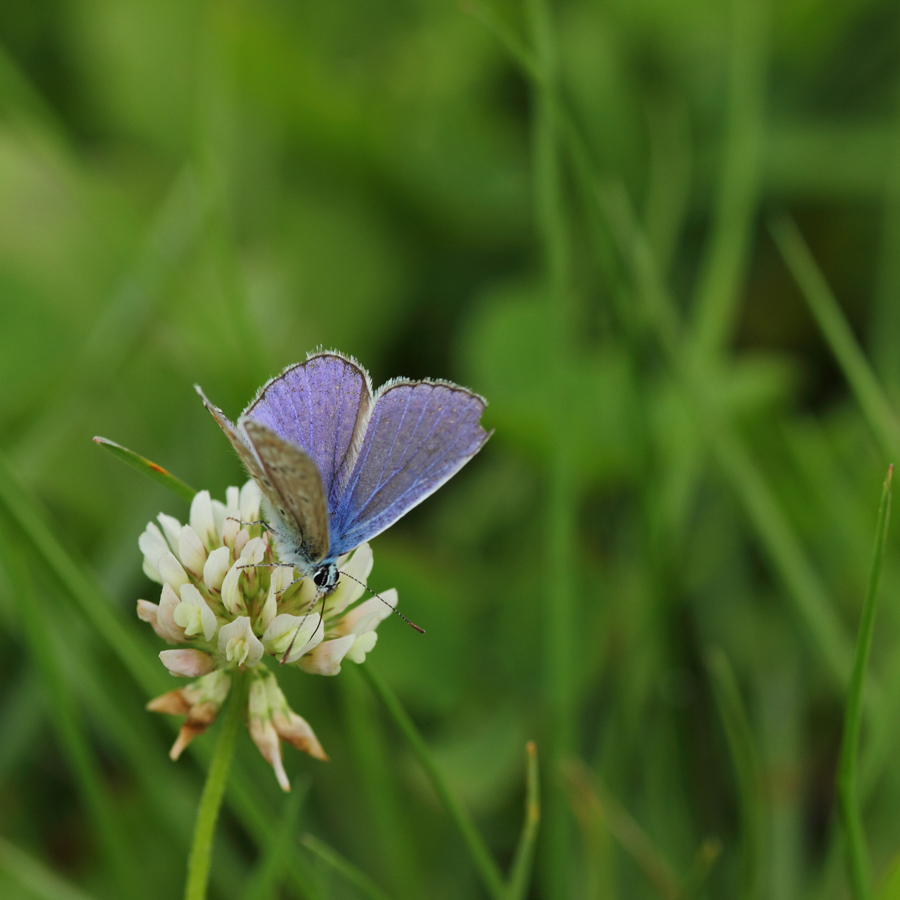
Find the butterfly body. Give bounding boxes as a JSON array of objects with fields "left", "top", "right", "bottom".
[{"left": 198, "top": 351, "right": 490, "bottom": 595}]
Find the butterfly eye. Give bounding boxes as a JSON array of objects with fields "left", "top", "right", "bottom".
[{"left": 313, "top": 567, "right": 333, "bottom": 589}]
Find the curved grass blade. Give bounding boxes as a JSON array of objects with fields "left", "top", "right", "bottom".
[
  {"left": 505, "top": 741, "right": 540, "bottom": 900},
  {"left": 839, "top": 464, "right": 893, "bottom": 900},
  {"left": 707, "top": 648, "right": 763, "bottom": 900},
  {"left": 93, "top": 436, "right": 196, "bottom": 503},
  {"left": 769, "top": 215, "right": 900, "bottom": 462},
  {"left": 300, "top": 835, "right": 397, "bottom": 900}
]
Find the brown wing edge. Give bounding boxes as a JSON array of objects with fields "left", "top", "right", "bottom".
[{"left": 242, "top": 419, "right": 331, "bottom": 563}]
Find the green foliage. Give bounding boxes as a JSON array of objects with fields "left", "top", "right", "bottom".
[{"left": 2, "top": 0, "right": 900, "bottom": 897}]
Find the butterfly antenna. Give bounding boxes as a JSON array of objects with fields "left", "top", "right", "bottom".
[
  {"left": 337, "top": 570, "right": 425, "bottom": 634},
  {"left": 280, "top": 593, "right": 326, "bottom": 665}
]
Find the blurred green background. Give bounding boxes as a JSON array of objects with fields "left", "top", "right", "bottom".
[{"left": 2, "top": 0, "right": 900, "bottom": 897}]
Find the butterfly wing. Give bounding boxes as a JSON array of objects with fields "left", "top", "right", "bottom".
[
  {"left": 242, "top": 352, "right": 373, "bottom": 512},
  {"left": 328, "top": 380, "right": 491, "bottom": 557},
  {"left": 196, "top": 385, "right": 330, "bottom": 566},
  {"left": 195, "top": 385, "right": 280, "bottom": 501},
  {"left": 242, "top": 420, "right": 330, "bottom": 564}
]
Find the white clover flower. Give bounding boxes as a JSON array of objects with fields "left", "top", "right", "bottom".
[{"left": 138, "top": 484, "right": 397, "bottom": 790}]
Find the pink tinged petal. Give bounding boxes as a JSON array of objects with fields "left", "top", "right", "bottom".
[
  {"left": 272, "top": 709, "right": 328, "bottom": 761},
  {"left": 178, "top": 525, "right": 208, "bottom": 578},
  {"left": 233, "top": 528, "right": 249, "bottom": 558},
  {"left": 156, "top": 514, "right": 183, "bottom": 553},
  {"left": 240, "top": 480, "right": 262, "bottom": 523},
  {"left": 218, "top": 616, "right": 264, "bottom": 668},
  {"left": 159, "top": 649, "right": 216, "bottom": 677},
  {"left": 262, "top": 614, "right": 324, "bottom": 663},
  {"left": 250, "top": 714, "right": 291, "bottom": 791},
  {"left": 138, "top": 523, "right": 169, "bottom": 583},
  {"left": 157, "top": 551, "right": 189, "bottom": 592},
  {"left": 146, "top": 688, "right": 192, "bottom": 716},
  {"left": 158, "top": 584, "right": 187, "bottom": 642},
  {"left": 136, "top": 599, "right": 172, "bottom": 642},
  {"left": 297, "top": 636, "right": 357, "bottom": 676},
  {"left": 222, "top": 515, "right": 240, "bottom": 550},
  {"left": 203, "top": 546, "right": 231, "bottom": 593},
  {"left": 335, "top": 589, "right": 398, "bottom": 637},
  {"left": 346, "top": 631, "right": 378, "bottom": 664},
  {"left": 190, "top": 490, "right": 218, "bottom": 549}
]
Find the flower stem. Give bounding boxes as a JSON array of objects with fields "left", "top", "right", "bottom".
[{"left": 184, "top": 670, "right": 249, "bottom": 900}]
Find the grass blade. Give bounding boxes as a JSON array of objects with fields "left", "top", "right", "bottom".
[
  {"left": 525, "top": 0, "right": 579, "bottom": 891},
  {"left": 239, "top": 785, "right": 307, "bottom": 900},
  {"left": 505, "top": 741, "right": 541, "bottom": 900},
  {"left": 562, "top": 759, "right": 683, "bottom": 900},
  {"left": 300, "top": 835, "right": 397, "bottom": 900},
  {"left": 0, "top": 523, "right": 142, "bottom": 900},
  {"left": 360, "top": 663, "right": 506, "bottom": 900},
  {"left": 838, "top": 464, "right": 893, "bottom": 900},
  {"left": 0, "top": 835, "right": 98, "bottom": 900},
  {"left": 707, "top": 648, "right": 764, "bottom": 900},
  {"left": 93, "top": 436, "right": 197, "bottom": 503},
  {"left": 690, "top": 0, "right": 767, "bottom": 357},
  {"left": 769, "top": 214, "right": 900, "bottom": 462}
]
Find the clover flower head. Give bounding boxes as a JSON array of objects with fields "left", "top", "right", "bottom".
[{"left": 137, "top": 482, "right": 397, "bottom": 790}]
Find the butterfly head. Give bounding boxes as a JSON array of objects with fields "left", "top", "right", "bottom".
[{"left": 312, "top": 563, "right": 340, "bottom": 595}]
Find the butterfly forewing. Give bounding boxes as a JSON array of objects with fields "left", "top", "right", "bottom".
[
  {"left": 329, "top": 381, "right": 490, "bottom": 556},
  {"left": 243, "top": 420, "right": 331, "bottom": 564},
  {"left": 244, "top": 353, "right": 373, "bottom": 511},
  {"left": 195, "top": 385, "right": 281, "bottom": 501}
]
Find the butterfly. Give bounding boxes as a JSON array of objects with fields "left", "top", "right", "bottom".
[{"left": 196, "top": 350, "right": 491, "bottom": 596}]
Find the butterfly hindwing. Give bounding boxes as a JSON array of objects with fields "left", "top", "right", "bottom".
[
  {"left": 242, "top": 420, "right": 331, "bottom": 565},
  {"left": 328, "top": 380, "right": 491, "bottom": 556},
  {"left": 243, "top": 352, "right": 373, "bottom": 511}
]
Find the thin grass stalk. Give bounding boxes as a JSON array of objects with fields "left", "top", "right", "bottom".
[
  {"left": 769, "top": 214, "right": 900, "bottom": 461},
  {"left": 690, "top": 0, "right": 768, "bottom": 357},
  {"left": 524, "top": 0, "right": 578, "bottom": 893},
  {"left": 300, "top": 835, "right": 398, "bottom": 900},
  {"left": 0, "top": 522, "right": 142, "bottom": 900},
  {"left": 360, "top": 663, "right": 506, "bottom": 900},
  {"left": 184, "top": 670, "right": 250, "bottom": 900},
  {"left": 838, "top": 465, "right": 893, "bottom": 900},
  {"left": 239, "top": 784, "right": 307, "bottom": 900},
  {"left": 707, "top": 648, "right": 764, "bottom": 900},
  {"left": 505, "top": 742, "right": 541, "bottom": 900},
  {"left": 341, "top": 667, "right": 420, "bottom": 897}
]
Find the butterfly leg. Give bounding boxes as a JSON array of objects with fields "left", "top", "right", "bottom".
[{"left": 226, "top": 515, "right": 274, "bottom": 534}]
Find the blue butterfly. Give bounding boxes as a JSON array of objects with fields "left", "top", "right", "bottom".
[{"left": 197, "top": 351, "right": 491, "bottom": 595}]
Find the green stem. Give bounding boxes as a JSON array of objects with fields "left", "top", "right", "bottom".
[
  {"left": 838, "top": 465, "right": 893, "bottom": 900},
  {"left": 360, "top": 664, "right": 506, "bottom": 900},
  {"left": 184, "top": 670, "right": 249, "bottom": 900}
]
